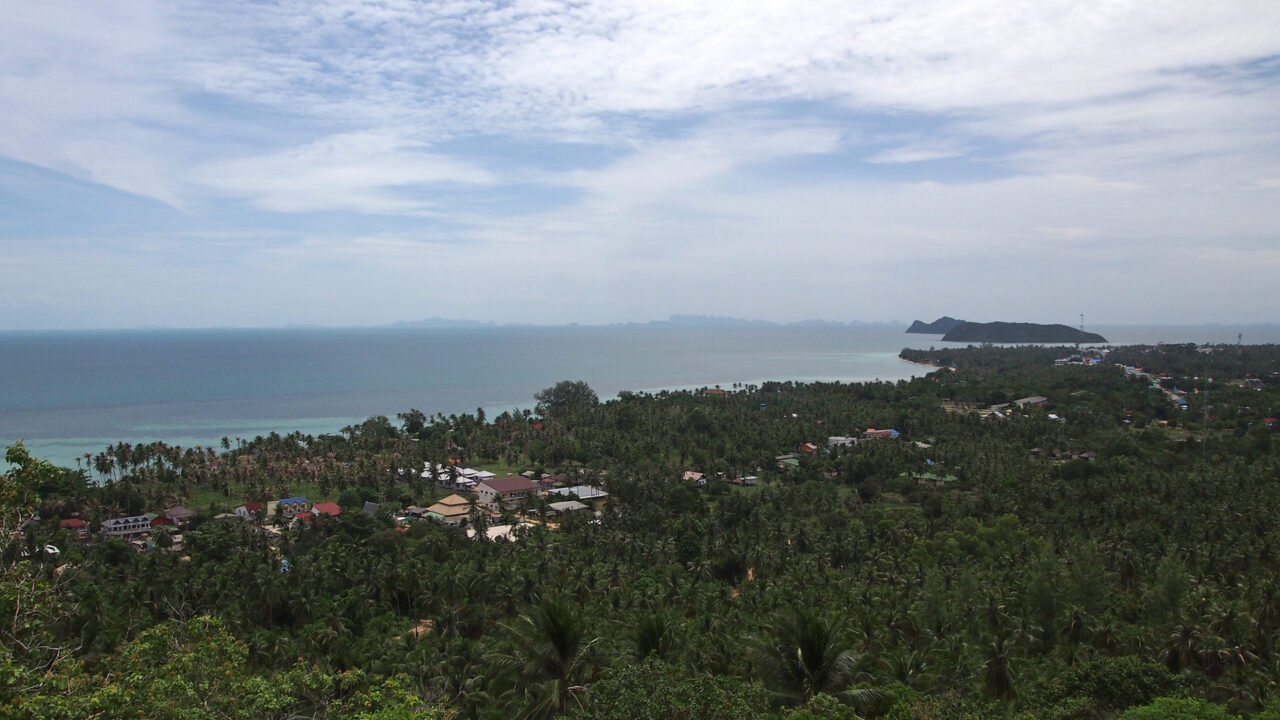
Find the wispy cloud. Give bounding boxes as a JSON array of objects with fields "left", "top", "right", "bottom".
[{"left": 197, "top": 131, "right": 496, "bottom": 214}]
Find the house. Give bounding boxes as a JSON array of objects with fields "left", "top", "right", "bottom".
[
  {"left": 550, "top": 485, "right": 608, "bottom": 502},
  {"left": 798, "top": 443, "right": 819, "bottom": 453},
  {"left": 277, "top": 497, "right": 311, "bottom": 518},
  {"left": 311, "top": 502, "right": 341, "bottom": 518},
  {"left": 101, "top": 515, "right": 151, "bottom": 538},
  {"left": 362, "top": 501, "right": 380, "bottom": 517},
  {"left": 426, "top": 464, "right": 477, "bottom": 492},
  {"left": 1014, "top": 396, "right": 1048, "bottom": 408},
  {"left": 539, "top": 473, "right": 569, "bottom": 488},
  {"left": 547, "top": 500, "right": 589, "bottom": 517},
  {"left": 863, "top": 428, "right": 901, "bottom": 440},
  {"left": 235, "top": 502, "right": 264, "bottom": 521},
  {"left": 827, "top": 436, "right": 857, "bottom": 449},
  {"left": 682, "top": 471, "right": 706, "bottom": 486},
  {"left": 425, "top": 494, "right": 473, "bottom": 525},
  {"left": 164, "top": 506, "right": 194, "bottom": 528},
  {"left": 60, "top": 518, "right": 88, "bottom": 539},
  {"left": 467, "top": 522, "right": 534, "bottom": 541},
  {"left": 732, "top": 475, "right": 760, "bottom": 486},
  {"left": 549, "top": 485, "right": 610, "bottom": 512},
  {"left": 477, "top": 476, "right": 541, "bottom": 510}
]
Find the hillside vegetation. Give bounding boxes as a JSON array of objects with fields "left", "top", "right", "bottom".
[{"left": 941, "top": 321, "right": 1108, "bottom": 343}]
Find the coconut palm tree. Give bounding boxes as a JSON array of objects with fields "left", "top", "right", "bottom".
[
  {"left": 751, "top": 607, "right": 884, "bottom": 708},
  {"left": 624, "top": 611, "right": 680, "bottom": 663},
  {"left": 486, "top": 598, "right": 605, "bottom": 719},
  {"left": 982, "top": 635, "right": 1017, "bottom": 700}
]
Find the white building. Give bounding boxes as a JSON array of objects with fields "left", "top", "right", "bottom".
[{"left": 101, "top": 515, "right": 151, "bottom": 538}]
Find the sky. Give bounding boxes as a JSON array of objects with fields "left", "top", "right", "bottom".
[{"left": 1, "top": 0, "right": 1278, "bottom": 329}]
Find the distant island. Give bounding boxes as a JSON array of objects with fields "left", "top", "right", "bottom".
[
  {"left": 905, "top": 316, "right": 965, "bottom": 334},
  {"left": 941, "top": 321, "right": 1107, "bottom": 343}
]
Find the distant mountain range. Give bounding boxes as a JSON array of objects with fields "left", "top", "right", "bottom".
[
  {"left": 389, "top": 317, "right": 503, "bottom": 329},
  {"left": 388, "top": 315, "right": 904, "bottom": 329}
]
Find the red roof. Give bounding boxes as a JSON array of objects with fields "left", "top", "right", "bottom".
[
  {"left": 243, "top": 501, "right": 263, "bottom": 512},
  {"left": 61, "top": 518, "right": 87, "bottom": 528},
  {"left": 481, "top": 476, "right": 540, "bottom": 493},
  {"left": 312, "top": 502, "right": 342, "bottom": 516}
]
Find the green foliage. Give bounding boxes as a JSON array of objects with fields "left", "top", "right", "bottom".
[
  {"left": 329, "top": 675, "right": 453, "bottom": 719},
  {"left": 84, "top": 616, "right": 284, "bottom": 719},
  {"left": 783, "top": 693, "right": 866, "bottom": 719},
  {"left": 1116, "top": 697, "right": 1236, "bottom": 720},
  {"left": 535, "top": 380, "right": 600, "bottom": 420},
  {"left": 571, "top": 657, "right": 765, "bottom": 720},
  {"left": 882, "top": 692, "right": 998, "bottom": 720},
  {"left": 1034, "top": 656, "right": 1178, "bottom": 718},
  {"left": 3, "top": 442, "right": 57, "bottom": 530},
  {"left": 751, "top": 608, "right": 882, "bottom": 708},
  {"left": 487, "top": 598, "right": 607, "bottom": 718}
]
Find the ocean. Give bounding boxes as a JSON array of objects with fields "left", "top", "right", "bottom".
[{"left": 1, "top": 323, "right": 1276, "bottom": 468}]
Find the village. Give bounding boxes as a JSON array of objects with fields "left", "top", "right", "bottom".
[
  {"left": 45, "top": 422, "right": 934, "bottom": 554},
  {"left": 52, "top": 465, "right": 616, "bottom": 550}
]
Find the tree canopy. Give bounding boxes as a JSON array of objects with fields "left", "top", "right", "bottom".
[{"left": 535, "top": 380, "right": 600, "bottom": 420}]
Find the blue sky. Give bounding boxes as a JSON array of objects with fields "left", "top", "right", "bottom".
[{"left": 2, "top": 0, "right": 1278, "bottom": 329}]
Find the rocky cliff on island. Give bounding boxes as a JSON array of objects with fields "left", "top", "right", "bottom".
[{"left": 905, "top": 316, "right": 965, "bottom": 334}]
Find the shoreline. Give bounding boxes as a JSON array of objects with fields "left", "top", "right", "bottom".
[{"left": 898, "top": 357, "right": 945, "bottom": 371}]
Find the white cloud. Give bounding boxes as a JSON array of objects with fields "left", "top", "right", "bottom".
[
  {"left": 865, "top": 142, "right": 967, "bottom": 164},
  {"left": 2, "top": 1, "right": 1279, "bottom": 326},
  {"left": 556, "top": 120, "right": 842, "bottom": 212},
  {"left": 197, "top": 131, "right": 495, "bottom": 214},
  {"left": 2, "top": 1, "right": 1277, "bottom": 204}
]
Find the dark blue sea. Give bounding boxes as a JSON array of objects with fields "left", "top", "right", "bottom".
[{"left": 1, "top": 323, "right": 1275, "bottom": 468}]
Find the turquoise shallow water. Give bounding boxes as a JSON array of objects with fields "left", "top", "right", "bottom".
[{"left": 1, "top": 323, "right": 1275, "bottom": 468}]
